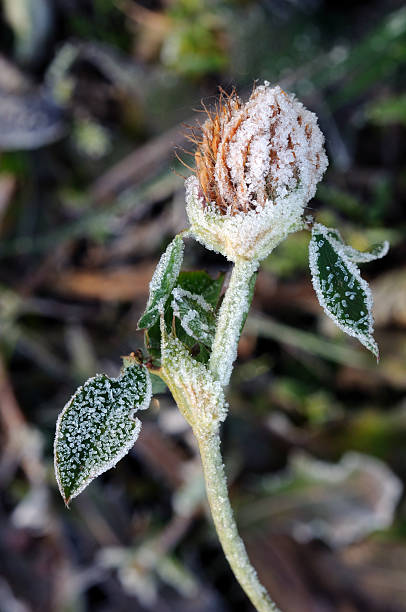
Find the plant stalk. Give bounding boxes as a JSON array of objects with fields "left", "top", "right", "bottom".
[
  {"left": 196, "top": 427, "right": 280, "bottom": 612},
  {"left": 158, "top": 252, "right": 279, "bottom": 610},
  {"left": 209, "top": 258, "right": 258, "bottom": 386}
]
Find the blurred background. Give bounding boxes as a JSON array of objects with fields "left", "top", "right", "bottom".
[{"left": 0, "top": 0, "right": 406, "bottom": 610}]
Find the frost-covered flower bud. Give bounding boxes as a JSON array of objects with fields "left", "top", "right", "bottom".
[{"left": 186, "top": 82, "right": 328, "bottom": 262}]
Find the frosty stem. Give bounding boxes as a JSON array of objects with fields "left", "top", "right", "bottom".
[
  {"left": 158, "top": 253, "right": 279, "bottom": 612},
  {"left": 160, "top": 366, "right": 279, "bottom": 610},
  {"left": 196, "top": 427, "right": 279, "bottom": 612},
  {"left": 201, "top": 257, "right": 278, "bottom": 610},
  {"left": 209, "top": 258, "right": 259, "bottom": 386}
]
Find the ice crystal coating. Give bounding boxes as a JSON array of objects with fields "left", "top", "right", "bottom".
[
  {"left": 171, "top": 287, "right": 216, "bottom": 347},
  {"left": 186, "top": 175, "right": 305, "bottom": 262},
  {"left": 325, "top": 228, "right": 389, "bottom": 264},
  {"left": 160, "top": 321, "right": 227, "bottom": 436},
  {"left": 186, "top": 82, "right": 328, "bottom": 262},
  {"left": 144, "top": 271, "right": 224, "bottom": 363},
  {"left": 138, "top": 235, "right": 184, "bottom": 329},
  {"left": 263, "top": 451, "right": 402, "bottom": 547},
  {"left": 54, "top": 363, "right": 152, "bottom": 505},
  {"left": 209, "top": 259, "right": 258, "bottom": 386},
  {"left": 309, "top": 223, "right": 378, "bottom": 359}
]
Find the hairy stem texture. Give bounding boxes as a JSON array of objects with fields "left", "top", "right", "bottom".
[
  {"left": 196, "top": 428, "right": 280, "bottom": 612},
  {"left": 209, "top": 258, "right": 258, "bottom": 386}
]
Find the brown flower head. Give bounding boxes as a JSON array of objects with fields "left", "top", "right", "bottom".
[
  {"left": 192, "top": 82, "right": 327, "bottom": 215},
  {"left": 185, "top": 82, "right": 328, "bottom": 262}
]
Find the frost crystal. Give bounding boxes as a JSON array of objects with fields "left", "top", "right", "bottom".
[
  {"left": 209, "top": 259, "right": 258, "bottom": 386},
  {"left": 138, "top": 235, "right": 184, "bottom": 329},
  {"left": 265, "top": 451, "right": 402, "bottom": 547},
  {"left": 325, "top": 228, "right": 389, "bottom": 264},
  {"left": 218, "top": 84, "right": 327, "bottom": 211},
  {"left": 309, "top": 223, "right": 379, "bottom": 359},
  {"left": 171, "top": 287, "right": 215, "bottom": 347},
  {"left": 186, "top": 175, "right": 305, "bottom": 262},
  {"left": 54, "top": 364, "right": 152, "bottom": 505},
  {"left": 187, "top": 82, "right": 328, "bottom": 262},
  {"left": 160, "top": 322, "right": 227, "bottom": 435}
]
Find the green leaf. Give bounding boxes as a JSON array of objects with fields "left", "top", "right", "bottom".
[
  {"left": 149, "top": 372, "right": 168, "bottom": 394},
  {"left": 54, "top": 363, "right": 152, "bottom": 506},
  {"left": 326, "top": 228, "right": 389, "bottom": 263},
  {"left": 171, "top": 287, "right": 216, "bottom": 347},
  {"left": 342, "top": 241, "right": 389, "bottom": 263},
  {"left": 176, "top": 270, "right": 224, "bottom": 308},
  {"left": 309, "top": 224, "right": 378, "bottom": 359},
  {"left": 138, "top": 235, "right": 184, "bottom": 329},
  {"left": 145, "top": 271, "right": 224, "bottom": 363}
]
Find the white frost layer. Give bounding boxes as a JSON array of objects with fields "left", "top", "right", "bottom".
[
  {"left": 160, "top": 321, "right": 227, "bottom": 436},
  {"left": 172, "top": 286, "right": 212, "bottom": 312},
  {"left": 54, "top": 365, "right": 152, "bottom": 504},
  {"left": 309, "top": 223, "right": 378, "bottom": 358},
  {"left": 216, "top": 83, "right": 327, "bottom": 211},
  {"left": 209, "top": 258, "right": 258, "bottom": 386},
  {"left": 187, "top": 82, "right": 328, "bottom": 261},
  {"left": 171, "top": 287, "right": 214, "bottom": 345},
  {"left": 141, "top": 235, "right": 184, "bottom": 324},
  {"left": 186, "top": 175, "right": 306, "bottom": 262}
]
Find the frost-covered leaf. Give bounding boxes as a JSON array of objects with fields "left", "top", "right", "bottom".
[
  {"left": 176, "top": 271, "right": 224, "bottom": 309},
  {"left": 171, "top": 287, "right": 216, "bottom": 347},
  {"left": 326, "top": 228, "right": 389, "bottom": 263},
  {"left": 340, "top": 241, "right": 389, "bottom": 264},
  {"left": 54, "top": 363, "right": 152, "bottom": 506},
  {"left": 309, "top": 223, "right": 378, "bottom": 359},
  {"left": 173, "top": 271, "right": 224, "bottom": 361},
  {"left": 145, "top": 271, "right": 224, "bottom": 363},
  {"left": 138, "top": 235, "right": 184, "bottom": 329},
  {"left": 243, "top": 450, "right": 402, "bottom": 548}
]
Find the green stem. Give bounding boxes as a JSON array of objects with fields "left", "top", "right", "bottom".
[
  {"left": 158, "top": 360, "right": 279, "bottom": 611},
  {"left": 158, "top": 254, "right": 279, "bottom": 610},
  {"left": 209, "top": 258, "right": 259, "bottom": 386},
  {"left": 196, "top": 427, "right": 279, "bottom": 612}
]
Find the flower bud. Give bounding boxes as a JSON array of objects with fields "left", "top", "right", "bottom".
[{"left": 186, "top": 82, "right": 328, "bottom": 262}]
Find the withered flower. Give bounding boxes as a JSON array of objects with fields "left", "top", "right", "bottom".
[{"left": 186, "top": 82, "right": 328, "bottom": 261}]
